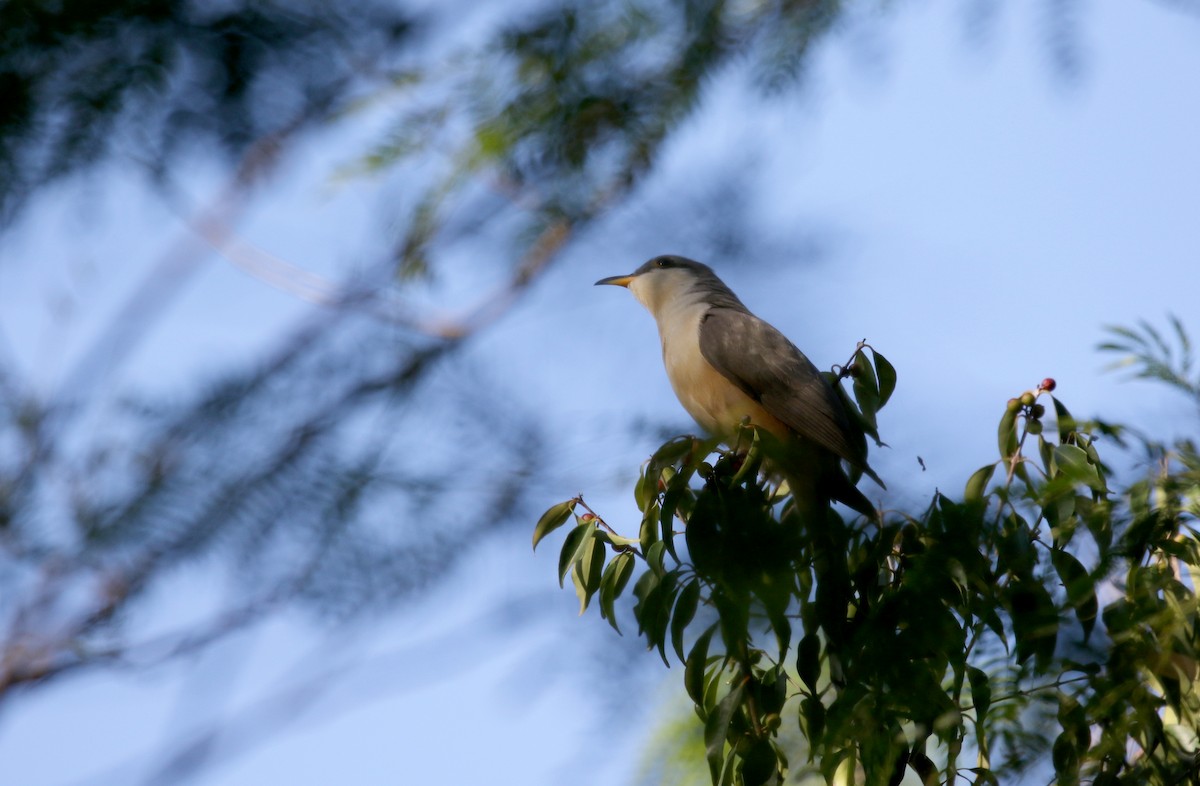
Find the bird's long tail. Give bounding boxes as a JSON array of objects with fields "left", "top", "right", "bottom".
[{"left": 781, "top": 454, "right": 879, "bottom": 521}]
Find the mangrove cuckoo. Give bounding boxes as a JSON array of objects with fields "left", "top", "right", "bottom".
[{"left": 596, "top": 255, "right": 883, "bottom": 518}]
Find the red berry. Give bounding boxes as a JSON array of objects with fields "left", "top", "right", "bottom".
[{"left": 1040, "top": 377, "right": 1057, "bottom": 392}]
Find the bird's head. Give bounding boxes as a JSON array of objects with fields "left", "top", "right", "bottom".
[{"left": 596, "top": 255, "right": 733, "bottom": 317}]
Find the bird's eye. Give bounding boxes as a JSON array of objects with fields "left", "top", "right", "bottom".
[{"left": 656, "top": 258, "right": 671, "bottom": 269}]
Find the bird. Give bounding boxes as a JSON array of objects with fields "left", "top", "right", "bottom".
[{"left": 596, "top": 254, "right": 883, "bottom": 519}]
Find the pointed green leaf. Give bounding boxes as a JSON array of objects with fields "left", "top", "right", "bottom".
[
  {"left": 639, "top": 501, "right": 661, "bottom": 555},
  {"left": 634, "top": 471, "right": 653, "bottom": 512},
  {"left": 646, "top": 540, "right": 667, "bottom": 576},
  {"left": 533, "top": 500, "right": 576, "bottom": 550},
  {"left": 797, "top": 633, "right": 821, "bottom": 694},
  {"left": 685, "top": 623, "right": 718, "bottom": 707},
  {"left": 1008, "top": 580, "right": 1058, "bottom": 668},
  {"left": 570, "top": 562, "right": 589, "bottom": 615},
  {"left": 1053, "top": 444, "right": 1105, "bottom": 492},
  {"left": 983, "top": 606, "right": 1008, "bottom": 654},
  {"left": 764, "top": 602, "right": 792, "bottom": 663},
  {"left": 967, "top": 666, "right": 991, "bottom": 724},
  {"left": 671, "top": 578, "right": 702, "bottom": 663},
  {"left": 632, "top": 569, "right": 660, "bottom": 636},
  {"left": 1038, "top": 435, "right": 1055, "bottom": 476},
  {"left": 557, "top": 522, "right": 594, "bottom": 588},
  {"left": 998, "top": 406, "right": 1019, "bottom": 463},
  {"left": 1050, "top": 549, "right": 1097, "bottom": 640},
  {"left": 660, "top": 486, "right": 683, "bottom": 563},
  {"left": 580, "top": 533, "right": 606, "bottom": 598},
  {"left": 852, "top": 349, "right": 880, "bottom": 429},
  {"left": 645, "top": 571, "right": 679, "bottom": 666},
  {"left": 718, "top": 743, "right": 740, "bottom": 786},
  {"left": 964, "top": 464, "right": 997, "bottom": 503},
  {"left": 1051, "top": 396, "right": 1075, "bottom": 443},
  {"left": 729, "top": 426, "right": 764, "bottom": 486},
  {"left": 832, "top": 376, "right": 879, "bottom": 447},
  {"left": 705, "top": 680, "right": 746, "bottom": 783},
  {"left": 649, "top": 436, "right": 697, "bottom": 477},
  {"left": 599, "top": 552, "right": 635, "bottom": 633},
  {"left": 739, "top": 738, "right": 778, "bottom": 786},
  {"left": 801, "top": 696, "right": 825, "bottom": 745},
  {"left": 873, "top": 351, "right": 897, "bottom": 408},
  {"left": 595, "top": 529, "right": 640, "bottom": 550}
]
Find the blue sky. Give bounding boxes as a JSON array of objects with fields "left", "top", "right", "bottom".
[{"left": 0, "top": 2, "right": 1197, "bottom": 785}]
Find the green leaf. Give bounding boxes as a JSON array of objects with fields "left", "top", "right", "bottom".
[
  {"left": 964, "top": 464, "right": 997, "bottom": 503},
  {"left": 533, "top": 499, "right": 575, "bottom": 550},
  {"left": 740, "top": 738, "right": 779, "bottom": 786},
  {"left": 1008, "top": 580, "right": 1058, "bottom": 669},
  {"left": 982, "top": 605, "right": 1008, "bottom": 653},
  {"left": 998, "top": 405, "right": 1018, "bottom": 463},
  {"left": 557, "top": 522, "right": 594, "bottom": 588},
  {"left": 650, "top": 572, "right": 680, "bottom": 666},
  {"left": 764, "top": 600, "right": 792, "bottom": 662},
  {"left": 570, "top": 562, "right": 589, "bottom": 615},
  {"left": 594, "top": 529, "right": 640, "bottom": 550},
  {"left": 1081, "top": 439, "right": 1107, "bottom": 492},
  {"left": 649, "top": 436, "right": 696, "bottom": 476},
  {"left": 705, "top": 680, "right": 746, "bottom": 783},
  {"left": 908, "top": 751, "right": 938, "bottom": 786},
  {"left": 729, "top": 426, "right": 764, "bottom": 486},
  {"left": 852, "top": 349, "right": 881, "bottom": 429},
  {"left": 874, "top": 350, "right": 897, "bottom": 408},
  {"left": 660, "top": 485, "right": 683, "bottom": 563},
  {"left": 685, "top": 623, "right": 718, "bottom": 707},
  {"left": 639, "top": 502, "right": 661, "bottom": 555},
  {"left": 632, "top": 569, "right": 660, "bottom": 635},
  {"left": 671, "top": 578, "right": 702, "bottom": 663},
  {"left": 1051, "top": 731, "right": 1079, "bottom": 783},
  {"left": 577, "top": 533, "right": 606, "bottom": 613},
  {"left": 599, "top": 552, "right": 635, "bottom": 633},
  {"left": 831, "top": 375, "right": 879, "bottom": 448},
  {"left": 797, "top": 633, "right": 821, "bottom": 694},
  {"left": 998, "top": 511, "right": 1036, "bottom": 580},
  {"left": 635, "top": 569, "right": 678, "bottom": 666},
  {"left": 1050, "top": 549, "right": 1097, "bottom": 640},
  {"left": 1038, "top": 434, "right": 1055, "bottom": 476},
  {"left": 1051, "top": 396, "right": 1075, "bottom": 442},
  {"left": 645, "top": 540, "right": 667, "bottom": 576},
  {"left": 1053, "top": 445, "right": 1105, "bottom": 492},
  {"left": 801, "top": 695, "right": 825, "bottom": 745},
  {"left": 634, "top": 471, "right": 654, "bottom": 512},
  {"left": 967, "top": 666, "right": 991, "bottom": 724}
]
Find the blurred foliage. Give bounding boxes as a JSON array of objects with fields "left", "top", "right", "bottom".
[
  {"left": 1, "top": 0, "right": 865, "bottom": 710},
  {"left": 0, "top": 0, "right": 413, "bottom": 224},
  {"left": 538, "top": 319, "right": 1200, "bottom": 785},
  {"left": 0, "top": 310, "right": 543, "bottom": 694},
  {"left": 0, "top": 0, "right": 811, "bottom": 732},
  {"left": 1, "top": 0, "right": 1195, "bottom": 778}
]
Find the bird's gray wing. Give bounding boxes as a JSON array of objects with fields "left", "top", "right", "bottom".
[{"left": 699, "top": 307, "right": 863, "bottom": 466}]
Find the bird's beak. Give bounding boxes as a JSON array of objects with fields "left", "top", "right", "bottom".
[{"left": 595, "top": 274, "right": 636, "bottom": 287}]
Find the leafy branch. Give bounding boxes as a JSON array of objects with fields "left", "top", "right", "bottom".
[{"left": 535, "top": 320, "right": 1200, "bottom": 786}]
